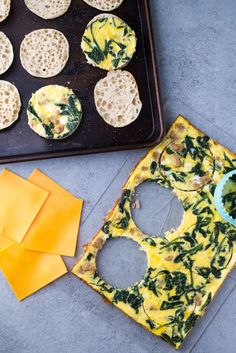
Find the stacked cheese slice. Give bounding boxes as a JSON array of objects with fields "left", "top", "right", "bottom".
[{"left": 0, "top": 168, "right": 83, "bottom": 300}]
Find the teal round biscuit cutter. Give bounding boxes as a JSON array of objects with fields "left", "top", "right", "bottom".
[{"left": 214, "top": 170, "right": 236, "bottom": 227}]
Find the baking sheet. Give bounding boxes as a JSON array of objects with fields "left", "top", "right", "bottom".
[{"left": 0, "top": 0, "right": 164, "bottom": 163}]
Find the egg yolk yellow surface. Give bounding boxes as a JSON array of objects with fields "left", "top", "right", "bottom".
[
  {"left": 27, "top": 85, "right": 82, "bottom": 140},
  {"left": 81, "top": 15, "right": 137, "bottom": 71},
  {"left": 72, "top": 116, "right": 236, "bottom": 349}
]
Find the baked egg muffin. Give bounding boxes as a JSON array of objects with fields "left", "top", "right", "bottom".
[
  {"left": 27, "top": 85, "right": 82, "bottom": 140},
  {"left": 81, "top": 14, "right": 137, "bottom": 71}
]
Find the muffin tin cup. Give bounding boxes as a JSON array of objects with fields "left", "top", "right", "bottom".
[{"left": 214, "top": 170, "right": 236, "bottom": 227}]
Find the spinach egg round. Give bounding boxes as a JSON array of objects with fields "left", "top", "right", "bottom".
[
  {"left": 81, "top": 14, "right": 137, "bottom": 71},
  {"left": 27, "top": 85, "right": 82, "bottom": 140}
]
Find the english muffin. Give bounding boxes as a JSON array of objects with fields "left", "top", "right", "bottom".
[
  {"left": 0, "top": 81, "right": 21, "bottom": 130},
  {"left": 20, "top": 29, "right": 69, "bottom": 78},
  {"left": 94, "top": 70, "right": 142, "bottom": 127}
]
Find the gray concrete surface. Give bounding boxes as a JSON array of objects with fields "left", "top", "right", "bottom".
[{"left": 0, "top": 0, "right": 236, "bottom": 352}]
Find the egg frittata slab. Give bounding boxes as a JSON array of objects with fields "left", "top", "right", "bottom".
[{"left": 72, "top": 116, "right": 236, "bottom": 349}]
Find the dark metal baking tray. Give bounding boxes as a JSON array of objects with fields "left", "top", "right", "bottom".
[{"left": 0, "top": 0, "right": 164, "bottom": 163}]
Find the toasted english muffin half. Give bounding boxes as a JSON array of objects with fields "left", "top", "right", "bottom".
[
  {"left": 0, "top": 32, "right": 14, "bottom": 75},
  {"left": 24, "top": 0, "right": 71, "bottom": 19},
  {"left": 83, "top": 0, "right": 124, "bottom": 11},
  {"left": 27, "top": 85, "right": 82, "bottom": 140},
  {"left": 81, "top": 13, "right": 137, "bottom": 71},
  {"left": 0, "top": 0, "right": 10, "bottom": 22},
  {"left": 0, "top": 80, "right": 21, "bottom": 130},
  {"left": 20, "top": 29, "right": 69, "bottom": 78},
  {"left": 94, "top": 70, "right": 142, "bottom": 127}
]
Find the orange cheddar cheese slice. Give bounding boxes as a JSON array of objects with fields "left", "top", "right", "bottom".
[
  {"left": 22, "top": 169, "right": 83, "bottom": 257},
  {"left": 27, "top": 168, "right": 72, "bottom": 197},
  {"left": 0, "top": 169, "right": 48, "bottom": 243},
  {"left": 0, "top": 243, "right": 67, "bottom": 300},
  {"left": 0, "top": 234, "right": 13, "bottom": 250}
]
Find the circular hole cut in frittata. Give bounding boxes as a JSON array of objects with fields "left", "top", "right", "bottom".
[
  {"left": 96, "top": 237, "right": 147, "bottom": 289},
  {"left": 222, "top": 174, "right": 236, "bottom": 220},
  {"left": 159, "top": 128, "right": 215, "bottom": 192},
  {"left": 131, "top": 182, "right": 184, "bottom": 238},
  {"left": 81, "top": 14, "right": 137, "bottom": 71},
  {"left": 27, "top": 85, "right": 82, "bottom": 140}
]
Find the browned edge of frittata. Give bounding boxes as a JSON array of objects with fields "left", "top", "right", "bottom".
[{"left": 71, "top": 115, "right": 236, "bottom": 349}]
